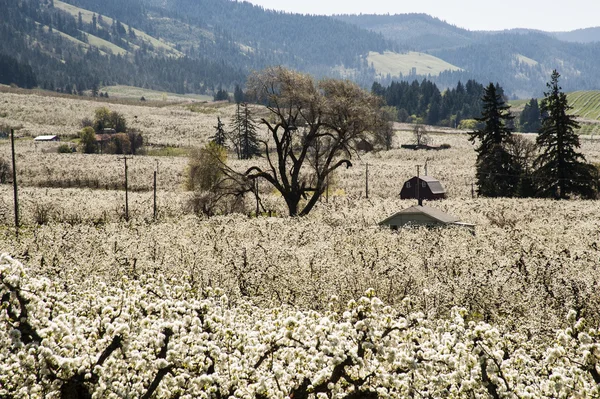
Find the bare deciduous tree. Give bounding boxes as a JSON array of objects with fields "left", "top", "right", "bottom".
[
  {"left": 243, "top": 66, "right": 387, "bottom": 216},
  {"left": 413, "top": 123, "right": 430, "bottom": 147}
]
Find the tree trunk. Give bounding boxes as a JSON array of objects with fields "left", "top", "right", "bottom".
[{"left": 284, "top": 194, "right": 300, "bottom": 216}]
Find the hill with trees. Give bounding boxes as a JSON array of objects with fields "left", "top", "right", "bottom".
[
  {"left": 3, "top": 0, "right": 600, "bottom": 98},
  {"left": 335, "top": 14, "right": 600, "bottom": 98}
]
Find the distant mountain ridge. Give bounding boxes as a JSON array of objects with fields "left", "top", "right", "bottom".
[
  {"left": 2, "top": 0, "right": 600, "bottom": 98},
  {"left": 334, "top": 14, "right": 600, "bottom": 97}
]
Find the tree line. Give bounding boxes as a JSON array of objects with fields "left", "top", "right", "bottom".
[
  {"left": 471, "top": 70, "right": 597, "bottom": 199},
  {"left": 371, "top": 79, "right": 487, "bottom": 127}
]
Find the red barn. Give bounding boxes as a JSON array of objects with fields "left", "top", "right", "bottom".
[{"left": 400, "top": 176, "right": 446, "bottom": 200}]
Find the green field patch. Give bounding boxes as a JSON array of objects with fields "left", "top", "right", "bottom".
[
  {"left": 567, "top": 91, "right": 600, "bottom": 120},
  {"left": 185, "top": 102, "right": 231, "bottom": 113},
  {"left": 146, "top": 146, "right": 190, "bottom": 157},
  {"left": 367, "top": 51, "right": 462, "bottom": 77}
]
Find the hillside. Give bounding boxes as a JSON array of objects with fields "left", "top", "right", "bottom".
[
  {"left": 0, "top": 0, "right": 246, "bottom": 95},
  {"left": 510, "top": 90, "right": 600, "bottom": 135},
  {"left": 3, "top": 0, "right": 600, "bottom": 98},
  {"left": 53, "top": 0, "right": 397, "bottom": 82},
  {"left": 553, "top": 27, "right": 600, "bottom": 43},
  {"left": 334, "top": 13, "right": 476, "bottom": 52},
  {"left": 367, "top": 51, "right": 461, "bottom": 78},
  {"left": 335, "top": 14, "right": 600, "bottom": 98}
]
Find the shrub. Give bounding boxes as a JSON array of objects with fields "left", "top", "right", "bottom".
[
  {"left": 80, "top": 117, "right": 93, "bottom": 128},
  {"left": 458, "top": 119, "right": 479, "bottom": 130},
  {"left": 57, "top": 144, "right": 74, "bottom": 153},
  {"left": 127, "top": 129, "right": 144, "bottom": 155},
  {"left": 106, "top": 133, "right": 131, "bottom": 154},
  {"left": 79, "top": 127, "right": 97, "bottom": 154},
  {"left": 0, "top": 157, "right": 11, "bottom": 184},
  {"left": 33, "top": 202, "right": 55, "bottom": 225},
  {"left": 186, "top": 142, "right": 227, "bottom": 191}
]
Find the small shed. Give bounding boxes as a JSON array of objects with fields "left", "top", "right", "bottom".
[
  {"left": 356, "top": 139, "right": 374, "bottom": 153},
  {"left": 34, "top": 135, "right": 59, "bottom": 142},
  {"left": 379, "top": 205, "right": 474, "bottom": 230},
  {"left": 400, "top": 175, "right": 446, "bottom": 200}
]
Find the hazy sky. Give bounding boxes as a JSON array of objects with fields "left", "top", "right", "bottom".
[{"left": 245, "top": 0, "right": 600, "bottom": 32}]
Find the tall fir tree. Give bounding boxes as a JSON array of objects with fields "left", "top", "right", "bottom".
[
  {"left": 519, "top": 98, "right": 542, "bottom": 133},
  {"left": 229, "top": 103, "right": 260, "bottom": 159},
  {"left": 240, "top": 103, "right": 260, "bottom": 159},
  {"left": 469, "top": 83, "right": 521, "bottom": 197},
  {"left": 210, "top": 117, "right": 227, "bottom": 147},
  {"left": 229, "top": 103, "right": 243, "bottom": 159},
  {"left": 534, "top": 70, "right": 597, "bottom": 199},
  {"left": 233, "top": 84, "right": 245, "bottom": 104}
]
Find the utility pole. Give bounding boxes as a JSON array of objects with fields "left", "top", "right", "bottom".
[
  {"left": 365, "top": 163, "right": 369, "bottom": 199},
  {"left": 416, "top": 165, "right": 421, "bottom": 206},
  {"left": 119, "top": 157, "right": 132, "bottom": 221},
  {"left": 326, "top": 173, "right": 329, "bottom": 203},
  {"left": 255, "top": 178, "right": 260, "bottom": 216},
  {"left": 10, "top": 129, "right": 19, "bottom": 237},
  {"left": 153, "top": 170, "right": 157, "bottom": 221}
]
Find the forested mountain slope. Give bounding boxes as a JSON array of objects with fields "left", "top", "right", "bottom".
[
  {"left": 336, "top": 14, "right": 600, "bottom": 97},
  {"left": 0, "top": 0, "right": 397, "bottom": 95},
  {"left": 0, "top": 0, "right": 246, "bottom": 94},
  {"left": 3, "top": 0, "right": 600, "bottom": 98}
]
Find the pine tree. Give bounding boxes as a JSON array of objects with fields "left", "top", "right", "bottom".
[
  {"left": 233, "top": 84, "right": 245, "bottom": 104},
  {"left": 229, "top": 103, "right": 260, "bottom": 159},
  {"left": 469, "top": 83, "right": 521, "bottom": 197},
  {"left": 229, "top": 103, "right": 243, "bottom": 159},
  {"left": 210, "top": 117, "right": 227, "bottom": 147},
  {"left": 519, "top": 98, "right": 541, "bottom": 133},
  {"left": 240, "top": 103, "right": 260, "bottom": 159},
  {"left": 534, "top": 70, "right": 597, "bottom": 199}
]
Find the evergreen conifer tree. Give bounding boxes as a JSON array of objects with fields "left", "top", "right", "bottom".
[
  {"left": 234, "top": 84, "right": 245, "bottom": 104},
  {"left": 469, "top": 83, "right": 521, "bottom": 197},
  {"left": 210, "top": 117, "right": 227, "bottom": 147},
  {"left": 534, "top": 70, "right": 597, "bottom": 199},
  {"left": 229, "top": 103, "right": 243, "bottom": 159},
  {"left": 240, "top": 103, "right": 260, "bottom": 159},
  {"left": 519, "top": 98, "right": 541, "bottom": 133},
  {"left": 229, "top": 103, "right": 260, "bottom": 159}
]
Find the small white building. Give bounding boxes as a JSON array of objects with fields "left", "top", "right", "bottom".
[
  {"left": 34, "top": 135, "right": 59, "bottom": 142},
  {"left": 379, "top": 205, "right": 474, "bottom": 230}
]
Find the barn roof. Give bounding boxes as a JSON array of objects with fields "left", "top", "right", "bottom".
[
  {"left": 380, "top": 205, "right": 460, "bottom": 225},
  {"left": 416, "top": 176, "right": 446, "bottom": 194}
]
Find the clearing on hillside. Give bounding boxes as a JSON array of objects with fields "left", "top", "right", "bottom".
[
  {"left": 367, "top": 51, "right": 462, "bottom": 78},
  {"left": 54, "top": 0, "right": 182, "bottom": 57}
]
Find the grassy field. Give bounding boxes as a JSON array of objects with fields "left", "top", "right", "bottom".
[
  {"left": 100, "top": 85, "right": 213, "bottom": 102},
  {"left": 367, "top": 51, "right": 462, "bottom": 78},
  {"left": 510, "top": 90, "right": 600, "bottom": 136},
  {"left": 567, "top": 90, "right": 600, "bottom": 120},
  {"left": 515, "top": 53, "right": 538, "bottom": 66},
  {"left": 85, "top": 33, "right": 129, "bottom": 56}
]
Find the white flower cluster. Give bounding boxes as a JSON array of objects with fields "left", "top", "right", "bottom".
[{"left": 1, "top": 254, "right": 599, "bottom": 398}]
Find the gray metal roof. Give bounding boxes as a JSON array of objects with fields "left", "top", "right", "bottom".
[
  {"left": 34, "top": 135, "right": 58, "bottom": 141},
  {"left": 379, "top": 205, "right": 460, "bottom": 225},
  {"left": 418, "top": 176, "right": 446, "bottom": 194}
]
